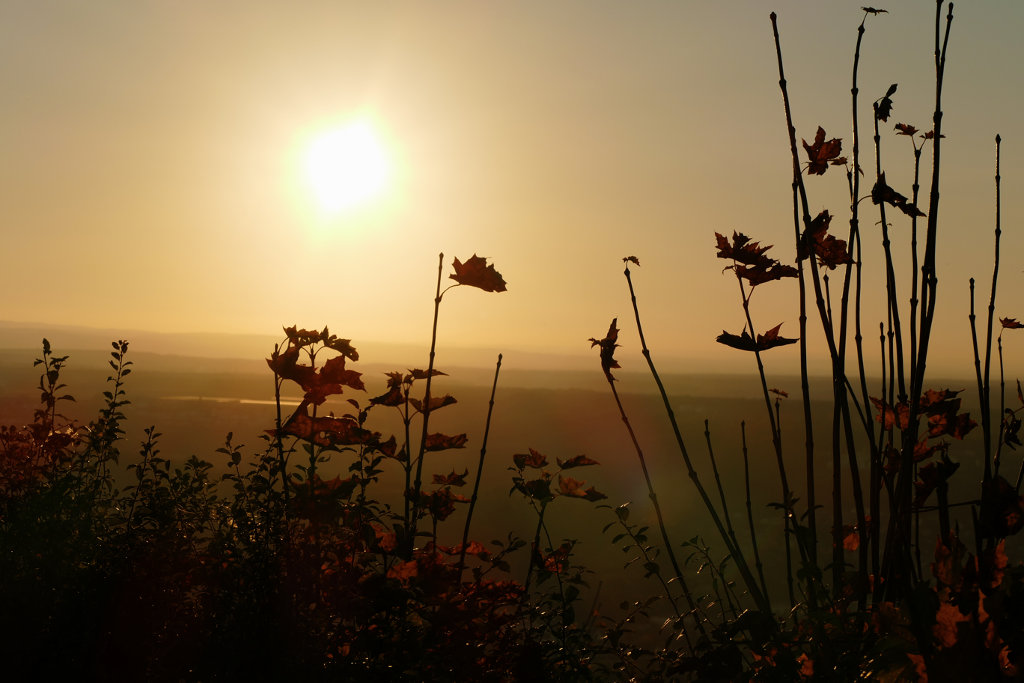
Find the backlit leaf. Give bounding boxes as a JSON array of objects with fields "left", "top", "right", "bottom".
[
  {"left": 802, "top": 126, "right": 843, "bottom": 175},
  {"left": 589, "top": 318, "right": 621, "bottom": 382},
  {"left": 449, "top": 254, "right": 507, "bottom": 292}
]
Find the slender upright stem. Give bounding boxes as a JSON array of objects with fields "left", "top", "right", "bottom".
[
  {"left": 459, "top": 353, "right": 502, "bottom": 577},
  {"left": 624, "top": 266, "right": 768, "bottom": 613},
  {"left": 408, "top": 253, "right": 445, "bottom": 555}
]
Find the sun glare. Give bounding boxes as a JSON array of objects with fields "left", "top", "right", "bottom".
[{"left": 305, "top": 121, "right": 390, "bottom": 214}]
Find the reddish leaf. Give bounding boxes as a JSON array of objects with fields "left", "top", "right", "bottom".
[
  {"left": 875, "top": 85, "right": 897, "bottom": 122},
  {"left": 589, "top": 318, "right": 621, "bottom": 381},
  {"left": 410, "top": 394, "right": 457, "bottom": 413},
  {"left": 513, "top": 448, "right": 548, "bottom": 470},
  {"left": 449, "top": 254, "right": 507, "bottom": 292},
  {"left": 622, "top": 255, "right": 641, "bottom": 266},
  {"left": 769, "top": 388, "right": 789, "bottom": 398},
  {"left": 757, "top": 323, "right": 799, "bottom": 350},
  {"left": 802, "top": 126, "right": 843, "bottom": 175},
  {"left": 432, "top": 468, "right": 469, "bottom": 487},
  {"left": 1001, "top": 317, "right": 1024, "bottom": 329},
  {"left": 557, "top": 454, "right": 600, "bottom": 469},
  {"left": 715, "top": 231, "right": 771, "bottom": 266},
  {"left": 409, "top": 368, "right": 447, "bottom": 380},
  {"left": 799, "top": 210, "right": 853, "bottom": 270},
  {"left": 276, "top": 404, "right": 376, "bottom": 448},
  {"left": 895, "top": 122, "right": 918, "bottom": 136},
  {"left": 921, "top": 130, "right": 945, "bottom": 140},
  {"left": 582, "top": 486, "right": 607, "bottom": 502},
  {"left": 558, "top": 475, "right": 587, "bottom": 497},
  {"left": 871, "top": 172, "right": 925, "bottom": 217},
  {"left": 424, "top": 432, "right": 468, "bottom": 452}
]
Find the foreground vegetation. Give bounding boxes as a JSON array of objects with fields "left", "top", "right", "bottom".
[{"left": 4, "top": 5, "right": 1024, "bottom": 681}]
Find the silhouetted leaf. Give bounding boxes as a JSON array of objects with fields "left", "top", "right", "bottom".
[
  {"left": 589, "top": 318, "right": 621, "bottom": 381},
  {"left": 432, "top": 469, "right": 469, "bottom": 487},
  {"left": 424, "top": 432, "right": 468, "bottom": 451},
  {"left": 1000, "top": 317, "right": 1024, "bottom": 329},
  {"left": 895, "top": 122, "right": 918, "bottom": 136},
  {"left": 717, "top": 324, "right": 797, "bottom": 352},
  {"left": 622, "top": 255, "right": 640, "bottom": 266},
  {"left": 863, "top": 7, "right": 888, "bottom": 14},
  {"left": 802, "top": 126, "right": 843, "bottom": 175},
  {"left": 799, "top": 210, "right": 853, "bottom": 269},
  {"left": 876, "top": 85, "right": 897, "bottom": 122},
  {"left": 450, "top": 254, "right": 507, "bottom": 292},
  {"left": 557, "top": 454, "right": 600, "bottom": 469},
  {"left": 514, "top": 448, "right": 548, "bottom": 470}
]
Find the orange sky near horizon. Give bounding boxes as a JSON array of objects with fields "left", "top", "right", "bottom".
[{"left": 3, "top": 1, "right": 1024, "bottom": 381}]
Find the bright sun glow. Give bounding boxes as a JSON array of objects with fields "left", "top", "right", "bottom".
[{"left": 305, "top": 122, "right": 390, "bottom": 214}]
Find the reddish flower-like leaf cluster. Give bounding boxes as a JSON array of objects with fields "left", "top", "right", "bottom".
[
  {"left": 267, "top": 327, "right": 364, "bottom": 406},
  {"left": 798, "top": 210, "right": 853, "bottom": 270},
  {"left": 589, "top": 318, "right": 621, "bottom": 382},
  {"left": 717, "top": 323, "right": 798, "bottom": 352},
  {"left": 802, "top": 126, "right": 845, "bottom": 175},
  {"left": 449, "top": 254, "right": 507, "bottom": 292}
]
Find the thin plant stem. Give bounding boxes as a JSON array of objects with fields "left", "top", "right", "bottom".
[
  {"left": 458, "top": 353, "right": 502, "bottom": 577},
  {"left": 605, "top": 375, "right": 707, "bottom": 635},
  {"left": 623, "top": 265, "right": 768, "bottom": 614},
  {"left": 408, "top": 252, "right": 445, "bottom": 555},
  {"left": 742, "top": 421, "right": 770, "bottom": 607}
]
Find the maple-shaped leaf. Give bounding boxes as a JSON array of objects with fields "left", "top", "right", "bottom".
[
  {"left": 369, "top": 381, "right": 404, "bottom": 407},
  {"left": 513, "top": 448, "right": 548, "bottom": 470},
  {"left": 715, "top": 231, "right": 771, "bottom": 265},
  {"left": 717, "top": 324, "right": 797, "bottom": 352},
  {"left": 871, "top": 172, "right": 926, "bottom": 217},
  {"left": 875, "top": 84, "right": 897, "bottom": 122},
  {"left": 432, "top": 468, "right": 469, "bottom": 487},
  {"left": 424, "top": 432, "right": 468, "bottom": 451},
  {"left": 897, "top": 201, "right": 926, "bottom": 218},
  {"left": 802, "top": 126, "right": 843, "bottom": 175},
  {"left": 410, "top": 394, "right": 457, "bottom": 413},
  {"left": 915, "top": 456, "right": 960, "bottom": 507},
  {"left": 450, "top": 254, "right": 507, "bottom": 292},
  {"left": 1000, "top": 317, "right": 1024, "bottom": 329},
  {"left": 409, "top": 368, "right": 447, "bottom": 380},
  {"left": 589, "top": 318, "right": 621, "bottom": 381},
  {"left": 871, "top": 172, "right": 908, "bottom": 206},
  {"left": 622, "top": 255, "right": 640, "bottom": 266},
  {"left": 921, "top": 130, "right": 945, "bottom": 140},
  {"left": 863, "top": 7, "right": 888, "bottom": 14},
  {"left": 559, "top": 475, "right": 588, "bottom": 497},
  {"left": 734, "top": 262, "right": 799, "bottom": 286},
  {"left": 895, "top": 122, "right": 918, "bottom": 136},
  {"left": 756, "top": 323, "right": 799, "bottom": 350},
  {"left": 515, "top": 476, "right": 554, "bottom": 503},
  {"left": 581, "top": 486, "right": 607, "bottom": 502},
  {"left": 557, "top": 454, "right": 600, "bottom": 469},
  {"left": 274, "top": 402, "right": 376, "bottom": 447},
  {"left": 799, "top": 210, "right": 853, "bottom": 270},
  {"left": 300, "top": 355, "right": 365, "bottom": 405}
]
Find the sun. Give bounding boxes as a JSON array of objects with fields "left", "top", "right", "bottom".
[{"left": 305, "top": 121, "right": 390, "bottom": 214}]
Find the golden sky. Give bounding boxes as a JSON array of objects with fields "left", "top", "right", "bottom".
[{"left": 3, "top": 1, "right": 1023, "bottom": 379}]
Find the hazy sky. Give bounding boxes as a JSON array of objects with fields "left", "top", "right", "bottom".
[{"left": 3, "top": 1, "right": 1023, "bottom": 379}]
